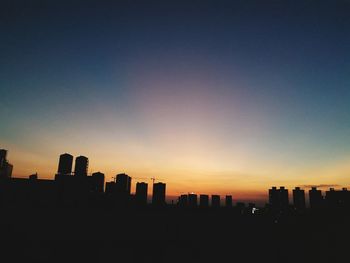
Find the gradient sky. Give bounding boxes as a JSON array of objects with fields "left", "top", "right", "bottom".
[{"left": 1, "top": 0, "right": 350, "bottom": 203}]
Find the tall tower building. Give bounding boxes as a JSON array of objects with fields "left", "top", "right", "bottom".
[
  {"left": 57, "top": 153, "right": 73, "bottom": 175},
  {"left": 0, "top": 149, "right": 13, "bottom": 178},
  {"left": 309, "top": 187, "right": 323, "bottom": 209},
  {"left": 0, "top": 149, "right": 7, "bottom": 168},
  {"left": 152, "top": 182, "right": 166, "bottom": 206},
  {"left": 135, "top": 182, "right": 148, "bottom": 205},
  {"left": 199, "top": 194, "right": 209, "bottom": 208},
  {"left": 74, "top": 156, "right": 88, "bottom": 177},
  {"left": 269, "top": 186, "right": 289, "bottom": 211},
  {"left": 225, "top": 195, "right": 233, "bottom": 207},
  {"left": 212, "top": 195, "right": 221, "bottom": 208},
  {"left": 178, "top": 195, "right": 188, "bottom": 207},
  {"left": 293, "top": 187, "right": 306, "bottom": 210},
  {"left": 188, "top": 193, "right": 198, "bottom": 208},
  {"left": 91, "top": 172, "right": 105, "bottom": 193},
  {"left": 116, "top": 173, "right": 132, "bottom": 195}
]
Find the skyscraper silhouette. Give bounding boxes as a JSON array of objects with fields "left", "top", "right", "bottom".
[
  {"left": 116, "top": 173, "right": 132, "bottom": 195},
  {"left": 178, "top": 194, "right": 188, "bottom": 207},
  {"left": 225, "top": 195, "right": 233, "bottom": 207},
  {"left": 293, "top": 187, "right": 306, "bottom": 211},
  {"left": 188, "top": 193, "right": 198, "bottom": 208},
  {"left": 309, "top": 187, "right": 323, "bottom": 209},
  {"left": 325, "top": 188, "right": 350, "bottom": 209},
  {"left": 91, "top": 172, "right": 105, "bottom": 193},
  {"left": 211, "top": 195, "right": 220, "bottom": 208},
  {"left": 0, "top": 149, "right": 6, "bottom": 168},
  {"left": 152, "top": 182, "right": 166, "bottom": 206},
  {"left": 135, "top": 182, "right": 148, "bottom": 205},
  {"left": 199, "top": 194, "right": 209, "bottom": 208},
  {"left": 269, "top": 186, "right": 289, "bottom": 211},
  {"left": 74, "top": 156, "right": 88, "bottom": 177},
  {"left": 57, "top": 153, "right": 73, "bottom": 175},
  {"left": 0, "top": 149, "right": 13, "bottom": 178}
]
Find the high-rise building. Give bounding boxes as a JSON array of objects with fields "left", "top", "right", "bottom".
[
  {"left": 188, "top": 193, "right": 198, "bottom": 208},
  {"left": 293, "top": 187, "right": 306, "bottom": 210},
  {"left": 0, "top": 149, "right": 7, "bottom": 168},
  {"left": 199, "top": 194, "right": 209, "bottom": 208},
  {"left": 74, "top": 156, "right": 88, "bottom": 177},
  {"left": 325, "top": 188, "right": 350, "bottom": 208},
  {"left": 0, "top": 149, "right": 13, "bottom": 178},
  {"left": 269, "top": 186, "right": 289, "bottom": 211},
  {"left": 178, "top": 194, "right": 188, "bottom": 207},
  {"left": 4, "top": 163, "right": 12, "bottom": 178},
  {"left": 152, "top": 182, "right": 166, "bottom": 206},
  {"left": 116, "top": 173, "right": 132, "bottom": 195},
  {"left": 269, "top": 187, "right": 279, "bottom": 208},
  {"left": 212, "top": 195, "right": 220, "bottom": 208},
  {"left": 309, "top": 187, "right": 323, "bottom": 209},
  {"left": 135, "top": 182, "right": 148, "bottom": 205},
  {"left": 127, "top": 176, "right": 132, "bottom": 194},
  {"left": 279, "top": 187, "right": 289, "bottom": 208},
  {"left": 91, "top": 172, "right": 105, "bottom": 193},
  {"left": 57, "top": 153, "right": 73, "bottom": 175},
  {"left": 225, "top": 195, "right": 233, "bottom": 207},
  {"left": 105, "top": 181, "right": 116, "bottom": 195}
]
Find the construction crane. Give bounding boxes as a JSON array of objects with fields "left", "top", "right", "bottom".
[
  {"left": 132, "top": 177, "right": 149, "bottom": 181},
  {"left": 130, "top": 177, "right": 160, "bottom": 185}
]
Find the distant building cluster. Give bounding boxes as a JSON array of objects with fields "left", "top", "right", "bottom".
[
  {"left": 1, "top": 148, "right": 350, "bottom": 213},
  {"left": 0, "top": 150, "right": 166, "bottom": 207},
  {"left": 177, "top": 194, "right": 234, "bottom": 208},
  {"left": 268, "top": 186, "right": 350, "bottom": 213}
]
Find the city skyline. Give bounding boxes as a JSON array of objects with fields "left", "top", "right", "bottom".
[
  {"left": 1, "top": 1, "right": 350, "bottom": 203},
  {"left": 1, "top": 148, "right": 347, "bottom": 206}
]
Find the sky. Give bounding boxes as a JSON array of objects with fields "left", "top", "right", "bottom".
[{"left": 1, "top": 0, "right": 350, "bottom": 203}]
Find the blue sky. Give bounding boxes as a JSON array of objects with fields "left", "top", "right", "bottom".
[{"left": 1, "top": 0, "right": 350, "bottom": 200}]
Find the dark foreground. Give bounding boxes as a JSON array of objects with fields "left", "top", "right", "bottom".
[{"left": 1, "top": 207, "right": 349, "bottom": 263}]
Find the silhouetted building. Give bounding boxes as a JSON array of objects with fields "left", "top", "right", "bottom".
[
  {"left": 178, "top": 194, "right": 188, "bottom": 207},
  {"left": 177, "top": 193, "right": 197, "bottom": 208},
  {"left": 225, "top": 195, "right": 233, "bottom": 207},
  {"left": 279, "top": 187, "right": 289, "bottom": 208},
  {"left": 116, "top": 173, "right": 132, "bottom": 195},
  {"left": 29, "top": 173, "right": 38, "bottom": 180},
  {"left": 152, "top": 182, "right": 166, "bottom": 206},
  {"left": 325, "top": 188, "right": 350, "bottom": 209},
  {"left": 269, "top": 187, "right": 279, "bottom": 208},
  {"left": 269, "top": 186, "right": 289, "bottom": 211},
  {"left": 105, "top": 181, "right": 116, "bottom": 195},
  {"left": 57, "top": 153, "right": 73, "bottom": 175},
  {"left": 74, "top": 156, "right": 88, "bottom": 177},
  {"left": 199, "top": 194, "right": 209, "bottom": 208},
  {"left": 309, "top": 187, "right": 323, "bottom": 209},
  {"left": 135, "top": 182, "right": 148, "bottom": 205},
  {"left": 293, "top": 187, "right": 306, "bottom": 211},
  {"left": 188, "top": 193, "right": 198, "bottom": 208},
  {"left": 104, "top": 173, "right": 132, "bottom": 205},
  {"left": 0, "top": 149, "right": 13, "bottom": 178},
  {"left": 211, "top": 195, "right": 220, "bottom": 208},
  {"left": 1, "top": 162, "right": 13, "bottom": 178},
  {"left": 127, "top": 177, "right": 131, "bottom": 195},
  {"left": 0, "top": 149, "right": 6, "bottom": 168},
  {"left": 90, "top": 172, "right": 105, "bottom": 193},
  {"left": 1, "top": 175, "right": 56, "bottom": 206}
]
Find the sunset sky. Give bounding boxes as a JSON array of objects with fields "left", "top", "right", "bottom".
[{"left": 1, "top": 0, "right": 350, "bottom": 203}]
